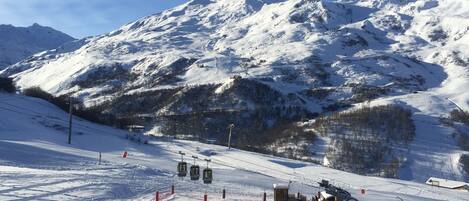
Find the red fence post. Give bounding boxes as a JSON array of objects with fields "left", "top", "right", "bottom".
[
  {"left": 204, "top": 193, "right": 208, "bottom": 201},
  {"left": 156, "top": 191, "right": 159, "bottom": 201},
  {"left": 222, "top": 189, "right": 226, "bottom": 199},
  {"left": 171, "top": 185, "right": 175, "bottom": 194},
  {"left": 263, "top": 191, "right": 266, "bottom": 201}
]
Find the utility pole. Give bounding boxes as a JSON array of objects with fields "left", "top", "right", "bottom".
[
  {"left": 68, "top": 97, "right": 73, "bottom": 145},
  {"left": 227, "top": 124, "right": 235, "bottom": 150}
]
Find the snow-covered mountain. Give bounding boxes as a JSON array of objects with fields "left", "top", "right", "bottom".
[
  {"left": 0, "top": 23, "right": 75, "bottom": 69},
  {"left": 1, "top": 0, "right": 469, "bottom": 181},
  {"left": 4, "top": 0, "right": 461, "bottom": 104}
]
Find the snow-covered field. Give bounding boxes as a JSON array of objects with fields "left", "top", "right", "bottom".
[{"left": 1, "top": 92, "right": 468, "bottom": 201}]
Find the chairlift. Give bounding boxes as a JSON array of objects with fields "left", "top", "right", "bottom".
[
  {"left": 190, "top": 156, "right": 200, "bottom": 181},
  {"left": 177, "top": 151, "right": 187, "bottom": 177},
  {"left": 203, "top": 159, "right": 213, "bottom": 184},
  {"left": 178, "top": 162, "right": 188, "bottom": 177}
]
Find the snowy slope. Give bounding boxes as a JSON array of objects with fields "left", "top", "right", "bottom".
[
  {"left": 346, "top": 0, "right": 469, "bottom": 182},
  {"left": 0, "top": 23, "right": 75, "bottom": 69},
  {"left": 1, "top": 92, "right": 468, "bottom": 201},
  {"left": 1, "top": 0, "right": 469, "bottom": 184}
]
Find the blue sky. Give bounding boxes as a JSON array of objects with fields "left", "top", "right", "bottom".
[{"left": 0, "top": 0, "right": 188, "bottom": 39}]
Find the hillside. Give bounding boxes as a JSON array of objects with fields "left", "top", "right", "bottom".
[
  {"left": 0, "top": 92, "right": 468, "bottom": 201},
  {"left": 0, "top": 23, "right": 75, "bottom": 69},
  {"left": 1, "top": 0, "right": 469, "bottom": 181}
]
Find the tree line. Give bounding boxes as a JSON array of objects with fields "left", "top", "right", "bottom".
[{"left": 312, "top": 104, "right": 415, "bottom": 177}]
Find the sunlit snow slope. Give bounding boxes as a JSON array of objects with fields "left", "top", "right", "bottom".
[
  {"left": 1, "top": 0, "right": 469, "bottom": 185},
  {"left": 1, "top": 92, "right": 469, "bottom": 201}
]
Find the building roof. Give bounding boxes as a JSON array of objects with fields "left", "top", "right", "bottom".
[
  {"left": 426, "top": 177, "right": 469, "bottom": 189},
  {"left": 273, "top": 183, "right": 289, "bottom": 189},
  {"left": 127, "top": 125, "right": 145, "bottom": 129}
]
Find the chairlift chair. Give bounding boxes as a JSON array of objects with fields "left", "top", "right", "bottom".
[
  {"left": 190, "top": 165, "right": 200, "bottom": 180},
  {"left": 177, "top": 162, "right": 187, "bottom": 177},
  {"left": 203, "top": 158, "right": 213, "bottom": 184},
  {"left": 190, "top": 155, "right": 200, "bottom": 180},
  {"left": 177, "top": 151, "right": 187, "bottom": 177},
  {"left": 203, "top": 168, "right": 213, "bottom": 184}
]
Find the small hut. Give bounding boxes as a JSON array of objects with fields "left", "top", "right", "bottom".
[
  {"left": 426, "top": 177, "right": 469, "bottom": 192},
  {"left": 126, "top": 125, "right": 147, "bottom": 144},
  {"left": 274, "top": 183, "right": 289, "bottom": 201},
  {"left": 127, "top": 125, "right": 145, "bottom": 133}
]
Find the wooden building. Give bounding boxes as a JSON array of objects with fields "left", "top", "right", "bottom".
[{"left": 273, "top": 183, "right": 289, "bottom": 201}]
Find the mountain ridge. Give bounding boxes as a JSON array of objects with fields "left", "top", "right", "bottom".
[{"left": 0, "top": 23, "right": 75, "bottom": 69}]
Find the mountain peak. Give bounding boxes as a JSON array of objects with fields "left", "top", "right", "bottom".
[{"left": 0, "top": 24, "right": 75, "bottom": 69}]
